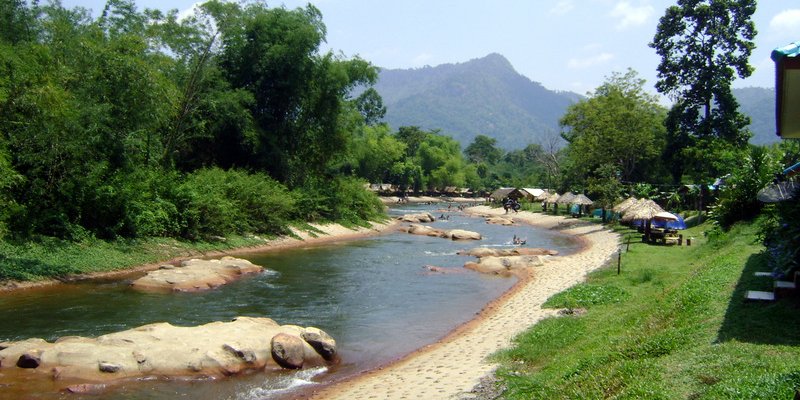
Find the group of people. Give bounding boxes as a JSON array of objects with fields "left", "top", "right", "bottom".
[{"left": 502, "top": 197, "right": 521, "bottom": 214}]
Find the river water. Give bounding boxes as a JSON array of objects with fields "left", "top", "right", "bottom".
[{"left": 0, "top": 204, "right": 578, "bottom": 399}]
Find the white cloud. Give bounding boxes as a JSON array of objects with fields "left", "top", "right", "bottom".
[
  {"left": 567, "top": 52, "right": 614, "bottom": 69},
  {"left": 549, "top": 0, "right": 574, "bottom": 16},
  {"left": 609, "top": 1, "right": 654, "bottom": 30},
  {"left": 770, "top": 9, "right": 800, "bottom": 32}
]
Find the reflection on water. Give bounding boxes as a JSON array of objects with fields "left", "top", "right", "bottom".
[{"left": 0, "top": 205, "right": 578, "bottom": 399}]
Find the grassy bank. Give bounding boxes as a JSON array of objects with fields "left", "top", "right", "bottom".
[
  {"left": 495, "top": 220, "right": 800, "bottom": 399},
  {"left": 0, "top": 217, "right": 385, "bottom": 282},
  {"left": 0, "top": 235, "right": 275, "bottom": 282}
]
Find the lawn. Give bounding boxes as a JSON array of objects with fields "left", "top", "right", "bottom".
[{"left": 494, "top": 219, "right": 800, "bottom": 399}]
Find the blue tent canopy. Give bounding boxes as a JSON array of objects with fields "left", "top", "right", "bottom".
[{"left": 630, "top": 214, "right": 687, "bottom": 230}]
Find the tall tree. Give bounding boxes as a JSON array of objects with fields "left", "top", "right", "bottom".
[
  {"left": 464, "top": 134, "right": 503, "bottom": 165},
  {"left": 650, "top": 0, "right": 756, "bottom": 182},
  {"left": 560, "top": 69, "right": 666, "bottom": 191}
]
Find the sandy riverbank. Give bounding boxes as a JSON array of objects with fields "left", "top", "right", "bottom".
[
  {"left": 0, "top": 220, "right": 399, "bottom": 293},
  {"left": 309, "top": 206, "right": 620, "bottom": 399}
]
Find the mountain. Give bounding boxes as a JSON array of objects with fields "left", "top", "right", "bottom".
[
  {"left": 733, "top": 87, "right": 779, "bottom": 146},
  {"left": 373, "top": 53, "right": 582, "bottom": 150}
]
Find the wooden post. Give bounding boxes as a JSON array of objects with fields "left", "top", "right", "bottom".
[{"left": 617, "top": 249, "right": 622, "bottom": 275}]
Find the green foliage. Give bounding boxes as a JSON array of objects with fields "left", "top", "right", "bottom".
[
  {"left": 710, "top": 145, "right": 780, "bottom": 229},
  {"left": 179, "top": 168, "right": 295, "bottom": 238},
  {"left": 496, "top": 221, "right": 800, "bottom": 399},
  {"left": 651, "top": 0, "right": 756, "bottom": 182},
  {"left": 560, "top": 69, "right": 667, "bottom": 195},
  {"left": 543, "top": 283, "right": 630, "bottom": 309},
  {"left": 294, "top": 176, "right": 384, "bottom": 224}
]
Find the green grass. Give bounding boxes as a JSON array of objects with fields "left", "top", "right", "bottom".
[{"left": 494, "top": 219, "right": 800, "bottom": 399}]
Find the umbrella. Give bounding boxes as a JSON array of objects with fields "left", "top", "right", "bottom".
[
  {"left": 534, "top": 190, "right": 551, "bottom": 202},
  {"left": 572, "top": 194, "right": 594, "bottom": 206},
  {"left": 544, "top": 192, "right": 561, "bottom": 204},
  {"left": 653, "top": 211, "right": 678, "bottom": 221},
  {"left": 612, "top": 197, "right": 638, "bottom": 213},
  {"left": 620, "top": 199, "right": 664, "bottom": 223},
  {"left": 556, "top": 192, "right": 576, "bottom": 205}
]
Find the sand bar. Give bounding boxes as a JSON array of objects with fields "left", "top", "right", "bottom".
[{"left": 310, "top": 206, "right": 620, "bottom": 399}]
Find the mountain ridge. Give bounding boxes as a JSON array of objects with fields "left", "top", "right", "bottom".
[
  {"left": 374, "top": 53, "right": 582, "bottom": 150},
  {"left": 373, "top": 54, "right": 778, "bottom": 150}
]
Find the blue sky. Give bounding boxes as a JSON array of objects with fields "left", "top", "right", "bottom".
[{"left": 62, "top": 0, "right": 800, "bottom": 96}]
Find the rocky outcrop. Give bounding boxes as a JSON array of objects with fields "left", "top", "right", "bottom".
[
  {"left": 397, "top": 213, "right": 436, "bottom": 223},
  {"left": 464, "top": 255, "right": 545, "bottom": 275},
  {"left": 460, "top": 247, "right": 557, "bottom": 275},
  {"left": 131, "top": 257, "right": 264, "bottom": 293},
  {"left": 402, "top": 224, "right": 481, "bottom": 241},
  {"left": 457, "top": 247, "right": 559, "bottom": 257},
  {"left": 0, "top": 317, "right": 337, "bottom": 385},
  {"left": 485, "top": 216, "right": 514, "bottom": 225}
]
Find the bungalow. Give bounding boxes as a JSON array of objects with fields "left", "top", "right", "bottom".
[{"left": 490, "top": 188, "right": 523, "bottom": 202}]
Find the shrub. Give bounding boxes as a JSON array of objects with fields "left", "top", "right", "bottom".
[{"left": 178, "top": 168, "right": 294, "bottom": 238}]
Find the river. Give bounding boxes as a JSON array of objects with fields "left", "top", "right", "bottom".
[{"left": 0, "top": 204, "right": 578, "bottom": 399}]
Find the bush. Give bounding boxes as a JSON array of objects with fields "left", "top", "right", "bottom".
[
  {"left": 710, "top": 146, "right": 779, "bottom": 229},
  {"left": 178, "top": 168, "right": 295, "bottom": 238},
  {"left": 294, "top": 176, "right": 384, "bottom": 224}
]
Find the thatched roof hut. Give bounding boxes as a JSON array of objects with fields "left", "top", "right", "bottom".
[
  {"left": 572, "top": 194, "right": 594, "bottom": 206},
  {"left": 534, "top": 190, "right": 551, "bottom": 202},
  {"left": 620, "top": 199, "right": 664, "bottom": 222},
  {"left": 612, "top": 197, "right": 638, "bottom": 213},
  {"left": 556, "top": 192, "right": 576, "bottom": 205},
  {"left": 544, "top": 192, "right": 561, "bottom": 204}
]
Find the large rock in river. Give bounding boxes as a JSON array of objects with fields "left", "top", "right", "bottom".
[
  {"left": 397, "top": 212, "right": 436, "bottom": 223},
  {"left": 458, "top": 247, "right": 559, "bottom": 257},
  {"left": 464, "top": 255, "right": 545, "bottom": 275},
  {"left": 131, "top": 256, "right": 264, "bottom": 293},
  {"left": 0, "top": 317, "right": 337, "bottom": 385},
  {"left": 403, "top": 224, "right": 481, "bottom": 241}
]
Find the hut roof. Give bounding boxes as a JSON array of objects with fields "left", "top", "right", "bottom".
[
  {"left": 534, "top": 190, "right": 551, "bottom": 201},
  {"left": 572, "top": 194, "right": 594, "bottom": 205},
  {"left": 544, "top": 192, "right": 561, "bottom": 204},
  {"left": 620, "top": 199, "right": 664, "bottom": 222},
  {"left": 556, "top": 192, "right": 576, "bottom": 204},
  {"left": 490, "top": 187, "right": 520, "bottom": 199},
  {"left": 520, "top": 188, "right": 545, "bottom": 198},
  {"left": 612, "top": 197, "right": 638, "bottom": 213}
]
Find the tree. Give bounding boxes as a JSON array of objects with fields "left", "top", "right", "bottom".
[
  {"left": 355, "top": 87, "right": 386, "bottom": 126},
  {"left": 560, "top": 69, "right": 666, "bottom": 192},
  {"left": 464, "top": 134, "right": 503, "bottom": 165},
  {"left": 650, "top": 0, "right": 756, "bottom": 182}
]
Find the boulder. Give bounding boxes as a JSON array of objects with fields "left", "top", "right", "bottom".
[
  {"left": 485, "top": 216, "right": 514, "bottom": 225},
  {"left": 271, "top": 333, "right": 306, "bottom": 369},
  {"left": 301, "top": 327, "right": 337, "bottom": 362},
  {"left": 0, "top": 317, "right": 337, "bottom": 385},
  {"left": 404, "top": 225, "right": 481, "bottom": 241},
  {"left": 131, "top": 257, "right": 264, "bottom": 293},
  {"left": 447, "top": 229, "right": 482, "bottom": 241},
  {"left": 397, "top": 213, "right": 436, "bottom": 223},
  {"left": 406, "top": 224, "right": 446, "bottom": 237},
  {"left": 458, "top": 247, "right": 558, "bottom": 257},
  {"left": 464, "top": 255, "right": 544, "bottom": 275}
]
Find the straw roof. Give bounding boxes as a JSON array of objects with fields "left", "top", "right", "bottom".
[
  {"left": 534, "top": 190, "right": 551, "bottom": 202},
  {"left": 612, "top": 197, "right": 638, "bottom": 213},
  {"left": 544, "top": 192, "right": 561, "bottom": 204},
  {"left": 620, "top": 199, "right": 664, "bottom": 222},
  {"left": 556, "top": 192, "right": 576, "bottom": 205},
  {"left": 572, "top": 193, "right": 594, "bottom": 205}
]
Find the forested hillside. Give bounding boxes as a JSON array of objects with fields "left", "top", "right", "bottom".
[
  {"left": 374, "top": 53, "right": 582, "bottom": 150},
  {"left": 733, "top": 87, "right": 778, "bottom": 145}
]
